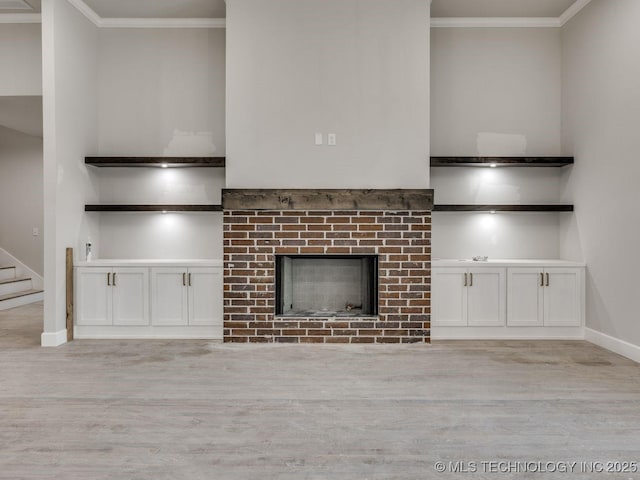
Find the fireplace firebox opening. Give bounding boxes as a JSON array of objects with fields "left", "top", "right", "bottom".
[{"left": 276, "top": 255, "right": 379, "bottom": 317}]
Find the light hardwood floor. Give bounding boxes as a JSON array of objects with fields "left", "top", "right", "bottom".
[{"left": 1, "top": 302, "right": 639, "bottom": 479}]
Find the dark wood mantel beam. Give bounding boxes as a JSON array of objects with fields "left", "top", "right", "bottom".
[{"left": 222, "top": 189, "right": 434, "bottom": 211}]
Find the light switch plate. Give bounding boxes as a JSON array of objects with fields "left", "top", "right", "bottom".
[{"left": 315, "top": 133, "right": 323, "bottom": 146}]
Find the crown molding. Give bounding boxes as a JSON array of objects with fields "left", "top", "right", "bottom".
[
  {"left": 559, "top": 0, "right": 593, "bottom": 26},
  {"left": 0, "top": 13, "right": 41, "bottom": 23},
  {"left": 66, "top": 0, "right": 101, "bottom": 26},
  {"left": 430, "top": 0, "right": 593, "bottom": 29},
  {"left": 0, "top": 0, "right": 590, "bottom": 30},
  {"left": 100, "top": 17, "right": 226, "bottom": 29},
  {"left": 430, "top": 17, "right": 560, "bottom": 28},
  {"left": 66, "top": 0, "right": 225, "bottom": 28}
]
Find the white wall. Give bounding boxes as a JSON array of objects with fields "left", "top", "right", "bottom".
[
  {"left": 94, "top": 168, "right": 225, "bottom": 259},
  {"left": 226, "top": 0, "right": 431, "bottom": 189},
  {"left": 98, "top": 213, "right": 223, "bottom": 260},
  {"left": 97, "top": 28, "right": 226, "bottom": 156},
  {"left": 432, "top": 167, "right": 562, "bottom": 259},
  {"left": 561, "top": 0, "right": 640, "bottom": 346},
  {"left": 433, "top": 214, "right": 560, "bottom": 260},
  {"left": 91, "top": 28, "right": 226, "bottom": 261},
  {"left": 0, "top": 126, "right": 43, "bottom": 274},
  {"left": 0, "top": 24, "right": 42, "bottom": 96},
  {"left": 431, "top": 28, "right": 562, "bottom": 156},
  {"left": 42, "top": 0, "right": 99, "bottom": 343},
  {"left": 0, "top": 95, "right": 43, "bottom": 137},
  {"left": 430, "top": 27, "right": 564, "bottom": 259},
  {"left": 432, "top": 168, "right": 562, "bottom": 205}
]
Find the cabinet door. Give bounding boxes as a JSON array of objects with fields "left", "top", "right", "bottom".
[
  {"left": 467, "top": 268, "right": 506, "bottom": 326},
  {"left": 188, "top": 267, "right": 223, "bottom": 326},
  {"left": 544, "top": 268, "right": 582, "bottom": 327},
  {"left": 507, "top": 268, "right": 544, "bottom": 326},
  {"left": 432, "top": 268, "right": 467, "bottom": 326},
  {"left": 112, "top": 268, "right": 149, "bottom": 326},
  {"left": 151, "top": 268, "right": 188, "bottom": 326},
  {"left": 76, "top": 268, "right": 112, "bottom": 326}
]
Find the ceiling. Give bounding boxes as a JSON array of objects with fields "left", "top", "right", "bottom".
[
  {"left": 0, "top": 96, "right": 43, "bottom": 138},
  {"left": 0, "top": 0, "right": 580, "bottom": 20},
  {"left": 82, "top": 0, "right": 226, "bottom": 19},
  {"left": 0, "top": 0, "right": 40, "bottom": 14},
  {"left": 0, "top": 0, "right": 577, "bottom": 20},
  {"left": 431, "top": 0, "right": 578, "bottom": 18}
]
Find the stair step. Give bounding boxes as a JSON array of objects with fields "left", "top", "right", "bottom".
[
  {"left": 0, "top": 289, "right": 43, "bottom": 311},
  {"left": 0, "top": 276, "right": 32, "bottom": 296},
  {"left": 0, "top": 289, "right": 43, "bottom": 302},
  {"left": 0, "top": 266, "right": 16, "bottom": 281},
  {"left": 0, "top": 276, "right": 30, "bottom": 285}
]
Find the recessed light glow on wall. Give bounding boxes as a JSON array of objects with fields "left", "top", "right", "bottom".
[
  {"left": 490, "top": 210, "right": 497, "bottom": 214},
  {"left": 161, "top": 163, "right": 168, "bottom": 168},
  {"left": 479, "top": 213, "right": 496, "bottom": 229},
  {"left": 489, "top": 163, "right": 497, "bottom": 168}
]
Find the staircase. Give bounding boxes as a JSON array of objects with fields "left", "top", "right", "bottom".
[{"left": 0, "top": 265, "right": 43, "bottom": 311}]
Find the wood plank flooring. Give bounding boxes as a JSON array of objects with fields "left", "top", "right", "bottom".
[{"left": 1, "top": 302, "right": 639, "bottom": 479}]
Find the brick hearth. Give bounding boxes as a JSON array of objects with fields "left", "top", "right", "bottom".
[{"left": 222, "top": 190, "right": 433, "bottom": 344}]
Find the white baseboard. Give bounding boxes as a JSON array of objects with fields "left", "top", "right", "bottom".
[
  {"left": 74, "top": 325, "right": 223, "bottom": 340},
  {"left": 432, "top": 325, "right": 584, "bottom": 340},
  {"left": 41, "top": 329, "right": 67, "bottom": 347},
  {"left": 585, "top": 328, "right": 640, "bottom": 364}
]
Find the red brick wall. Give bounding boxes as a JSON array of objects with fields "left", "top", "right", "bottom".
[{"left": 223, "top": 210, "right": 431, "bottom": 343}]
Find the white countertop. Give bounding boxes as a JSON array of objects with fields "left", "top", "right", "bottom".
[
  {"left": 76, "top": 259, "right": 223, "bottom": 268},
  {"left": 433, "top": 259, "right": 586, "bottom": 268},
  {"left": 76, "top": 258, "right": 585, "bottom": 268}
]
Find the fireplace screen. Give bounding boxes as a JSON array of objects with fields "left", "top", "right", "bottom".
[{"left": 276, "top": 255, "right": 378, "bottom": 317}]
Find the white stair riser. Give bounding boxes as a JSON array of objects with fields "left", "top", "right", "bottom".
[
  {"left": 0, "top": 291, "right": 43, "bottom": 311},
  {"left": 0, "top": 279, "right": 32, "bottom": 296},
  {"left": 0, "top": 268, "right": 16, "bottom": 281}
]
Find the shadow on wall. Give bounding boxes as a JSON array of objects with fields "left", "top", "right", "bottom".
[
  {"left": 585, "top": 268, "right": 613, "bottom": 335},
  {"left": 0, "top": 96, "right": 42, "bottom": 138}
]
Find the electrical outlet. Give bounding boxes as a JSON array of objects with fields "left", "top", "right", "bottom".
[
  {"left": 32, "top": 228, "right": 39, "bottom": 237},
  {"left": 328, "top": 133, "right": 337, "bottom": 146}
]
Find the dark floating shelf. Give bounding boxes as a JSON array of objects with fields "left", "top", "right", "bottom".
[
  {"left": 433, "top": 205, "right": 574, "bottom": 212},
  {"left": 85, "top": 205, "right": 223, "bottom": 212},
  {"left": 431, "top": 157, "right": 574, "bottom": 168},
  {"left": 85, "top": 157, "right": 226, "bottom": 168}
]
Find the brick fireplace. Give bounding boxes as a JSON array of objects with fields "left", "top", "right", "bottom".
[{"left": 222, "top": 189, "right": 433, "bottom": 344}]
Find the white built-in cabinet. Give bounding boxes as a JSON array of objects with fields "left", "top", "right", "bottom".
[
  {"left": 77, "top": 267, "right": 149, "bottom": 326},
  {"left": 151, "top": 267, "right": 222, "bottom": 327},
  {"left": 75, "top": 262, "right": 223, "bottom": 339},
  {"left": 432, "top": 267, "right": 506, "bottom": 327},
  {"left": 432, "top": 260, "right": 584, "bottom": 339},
  {"left": 507, "top": 268, "right": 581, "bottom": 327}
]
